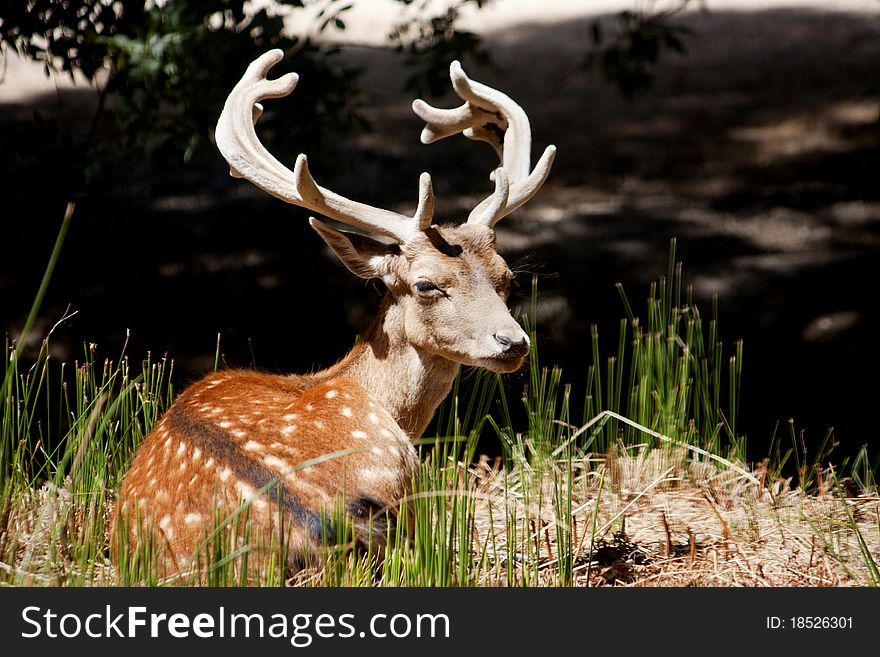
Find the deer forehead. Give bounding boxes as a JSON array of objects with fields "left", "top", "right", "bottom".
[{"left": 402, "top": 224, "right": 509, "bottom": 285}]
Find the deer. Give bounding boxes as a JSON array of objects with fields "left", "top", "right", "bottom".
[{"left": 111, "top": 49, "right": 556, "bottom": 576}]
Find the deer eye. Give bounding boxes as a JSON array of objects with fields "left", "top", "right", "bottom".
[{"left": 414, "top": 280, "right": 441, "bottom": 295}]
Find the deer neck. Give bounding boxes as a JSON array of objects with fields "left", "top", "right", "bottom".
[{"left": 316, "top": 294, "right": 460, "bottom": 439}]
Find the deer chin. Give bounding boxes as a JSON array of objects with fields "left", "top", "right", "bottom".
[
  {"left": 425, "top": 339, "right": 528, "bottom": 373},
  {"left": 478, "top": 353, "right": 528, "bottom": 374}
]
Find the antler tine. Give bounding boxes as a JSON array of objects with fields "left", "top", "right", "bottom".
[
  {"left": 480, "top": 168, "right": 510, "bottom": 227},
  {"left": 467, "top": 145, "right": 556, "bottom": 226},
  {"left": 216, "top": 49, "right": 434, "bottom": 243},
  {"left": 412, "top": 60, "right": 556, "bottom": 227},
  {"left": 412, "top": 98, "right": 502, "bottom": 156}
]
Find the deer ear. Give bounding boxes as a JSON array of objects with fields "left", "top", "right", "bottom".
[{"left": 309, "top": 217, "right": 401, "bottom": 282}]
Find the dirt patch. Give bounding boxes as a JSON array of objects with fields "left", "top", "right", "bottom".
[{"left": 465, "top": 448, "right": 880, "bottom": 587}]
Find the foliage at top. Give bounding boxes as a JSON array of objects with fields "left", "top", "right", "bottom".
[
  {"left": 389, "top": 0, "right": 492, "bottom": 97},
  {"left": 584, "top": 0, "right": 696, "bottom": 99},
  {"left": 0, "top": 0, "right": 502, "bottom": 208},
  {"left": 2, "top": 1, "right": 360, "bottom": 165}
]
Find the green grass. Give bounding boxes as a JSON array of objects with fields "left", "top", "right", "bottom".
[{"left": 1, "top": 213, "right": 878, "bottom": 586}]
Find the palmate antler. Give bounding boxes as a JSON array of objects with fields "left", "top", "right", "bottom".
[{"left": 214, "top": 50, "right": 554, "bottom": 241}]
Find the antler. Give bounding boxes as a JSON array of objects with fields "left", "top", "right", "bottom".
[
  {"left": 412, "top": 61, "right": 556, "bottom": 227},
  {"left": 215, "top": 49, "right": 434, "bottom": 243}
]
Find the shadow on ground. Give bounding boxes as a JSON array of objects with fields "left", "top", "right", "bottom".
[{"left": 1, "top": 8, "right": 879, "bottom": 460}]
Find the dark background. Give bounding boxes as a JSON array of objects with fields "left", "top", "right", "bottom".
[{"left": 2, "top": 7, "right": 879, "bottom": 464}]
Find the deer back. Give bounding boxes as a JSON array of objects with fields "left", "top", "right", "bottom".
[{"left": 113, "top": 371, "right": 417, "bottom": 573}]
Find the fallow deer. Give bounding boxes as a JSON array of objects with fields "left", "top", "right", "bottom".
[{"left": 112, "top": 49, "right": 556, "bottom": 574}]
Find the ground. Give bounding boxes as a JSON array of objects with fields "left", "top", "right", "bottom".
[{"left": 7, "top": 447, "right": 879, "bottom": 586}]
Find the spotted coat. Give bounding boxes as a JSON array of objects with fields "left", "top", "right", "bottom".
[{"left": 112, "top": 370, "right": 418, "bottom": 572}]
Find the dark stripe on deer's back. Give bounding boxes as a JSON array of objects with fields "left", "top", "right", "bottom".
[{"left": 165, "top": 404, "right": 326, "bottom": 543}]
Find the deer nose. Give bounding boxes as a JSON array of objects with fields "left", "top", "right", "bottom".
[{"left": 494, "top": 332, "right": 529, "bottom": 356}]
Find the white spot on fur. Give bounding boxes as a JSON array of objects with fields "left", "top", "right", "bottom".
[
  {"left": 314, "top": 420, "right": 326, "bottom": 430},
  {"left": 178, "top": 461, "right": 187, "bottom": 472},
  {"left": 219, "top": 420, "right": 233, "bottom": 429},
  {"left": 325, "top": 389, "right": 338, "bottom": 399},
  {"left": 360, "top": 467, "right": 393, "bottom": 484},
  {"left": 341, "top": 406, "right": 353, "bottom": 417},
  {"left": 244, "top": 440, "right": 263, "bottom": 452},
  {"left": 184, "top": 512, "right": 203, "bottom": 525},
  {"left": 282, "top": 413, "right": 298, "bottom": 422},
  {"left": 351, "top": 430, "right": 368, "bottom": 440},
  {"left": 232, "top": 429, "right": 247, "bottom": 438},
  {"left": 368, "top": 412, "right": 379, "bottom": 424},
  {"left": 380, "top": 428, "right": 393, "bottom": 438},
  {"left": 193, "top": 447, "right": 202, "bottom": 461},
  {"left": 305, "top": 404, "right": 314, "bottom": 412},
  {"left": 281, "top": 425, "right": 297, "bottom": 437},
  {"left": 149, "top": 477, "right": 157, "bottom": 487},
  {"left": 219, "top": 467, "right": 232, "bottom": 481},
  {"left": 156, "top": 490, "right": 169, "bottom": 501},
  {"left": 176, "top": 440, "right": 186, "bottom": 455},
  {"left": 189, "top": 474, "right": 199, "bottom": 485},
  {"left": 235, "top": 480, "right": 255, "bottom": 499},
  {"left": 205, "top": 457, "right": 215, "bottom": 468},
  {"left": 159, "top": 514, "right": 171, "bottom": 529},
  {"left": 371, "top": 447, "right": 383, "bottom": 456},
  {"left": 263, "top": 455, "right": 289, "bottom": 471}
]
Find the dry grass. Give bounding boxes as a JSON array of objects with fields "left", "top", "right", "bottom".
[
  {"left": 463, "top": 448, "right": 880, "bottom": 587},
  {"left": 2, "top": 448, "right": 878, "bottom": 587}
]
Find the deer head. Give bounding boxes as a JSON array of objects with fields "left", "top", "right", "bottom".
[{"left": 215, "top": 50, "right": 556, "bottom": 374}]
